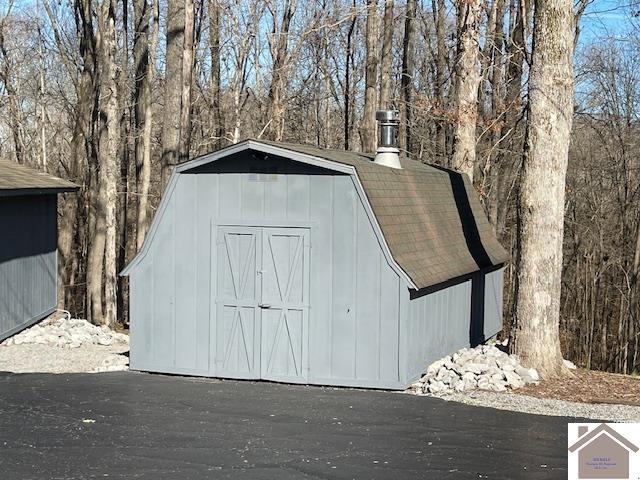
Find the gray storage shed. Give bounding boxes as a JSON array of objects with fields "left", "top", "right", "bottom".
[
  {"left": 123, "top": 139, "right": 508, "bottom": 389},
  {"left": 0, "top": 159, "right": 77, "bottom": 341}
]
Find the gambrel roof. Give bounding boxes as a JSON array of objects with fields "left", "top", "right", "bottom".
[
  {"left": 124, "top": 140, "right": 508, "bottom": 290},
  {"left": 0, "top": 159, "right": 78, "bottom": 196}
]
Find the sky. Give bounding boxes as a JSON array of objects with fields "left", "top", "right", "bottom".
[{"left": 579, "top": 0, "right": 638, "bottom": 46}]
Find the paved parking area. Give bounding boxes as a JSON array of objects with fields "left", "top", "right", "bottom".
[{"left": 0, "top": 372, "right": 576, "bottom": 479}]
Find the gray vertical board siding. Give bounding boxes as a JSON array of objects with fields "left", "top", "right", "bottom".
[
  {"left": 483, "top": 267, "right": 504, "bottom": 339},
  {"left": 402, "top": 281, "right": 472, "bottom": 384},
  {"left": 129, "top": 157, "right": 404, "bottom": 388},
  {"left": 173, "top": 175, "right": 198, "bottom": 370},
  {"left": 0, "top": 194, "right": 57, "bottom": 340}
]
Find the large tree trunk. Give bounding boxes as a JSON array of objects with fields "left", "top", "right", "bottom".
[
  {"left": 102, "top": 0, "right": 119, "bottom": 329},
  {"left": 266, "top": 0, "right": 295, "bottom": 142},
  {"left": 489, "top": 0, "right": 528, "bottom": 235},
  {"left": 136, "top": 0, "right": 158, "bottom": 249},
  {"left": 450, "top": 0, "right": 482, "bottom": 181},
  {"left": 512, "top": 0, "right": 575, "bottom": 378},
  {"left": 87, "top": 0, "right": 119, "bottom": 327},
  {"left": 0, "top": 24, "right": 26, "bottom": 165},
  {"left": 133, "top": 0, "right": 150, "bottom": 249},
  {"left": 398, "top": 0, "right": 415, "bottom": 153},
  {"left": 434, "top": 0, "right": 447, "bottom": 162},
  {"left": 344, "top": 0, "right": 356, "bottom": 150},
  {"left": 379, "top": 0, "right": 394, "bottom": 109},
  {"left": 59, "top": 0, "right": 98, "bottom": 315},
  {"left": 117, "top": 0, "right": 133, "bottom": 326},
  {"left": 208, "top": 0, "right": 223, "bottom": 148},
  {"left": 360, "top": 0, "right": 378, "bottom": 153},
  {"left": 160, "top": 0, "right": 185, "bottom": 187},
  {"left": 178, "top": 0, "right": 195, "bottom": 163}
]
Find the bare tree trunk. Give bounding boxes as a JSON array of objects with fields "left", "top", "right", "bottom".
[
  {"left": 512, "top": 0, "right": 575, "bottom": 378},
  {"left": 434, "top": 0, "right": 447, "bottom": 161},
  {"left": 379, "top": 0, "right": 394, "bottom": 109},
  {"left": 59, "top": 0, "right": 98, "bottom": 315},
  {"left": 136, "top": 0, "right": 158, "bottom": 249},
  {"left": 178, "top": 0, "right": 195, "bottom": 162},
  {"left": 490, "top": 0, "right": 528, "bottom": 235},
  {"left": 117, "top": 0, "right": 132, "bottom": 326},
  {"left": 161, "top": 0, "right": 185, "bottom": 187},
  {"left": 87, "top": 0, "right": 119, "bottom": 327},
  {"left": 399, "top": 0, "right": 415, "bottom": 153},
  {"left": 450, "top": 0, "right": 482, "bottom": 181},
  {"left": 360, "top": 0, "right": 378, "bottom": 153},
  {"left": 134, "top": 0, "right": 149, "bottom": 249},
  {"left": 267, "top": 0, "right": 295, "bottom": 141},
  {"left": 38, "top": 23, "right": 47, "bottom": 171},
  {"left": 0, "top": 21, "right": 25, "bottom": 165},
  {"left": 344, "top": 0, "right": 356, "bottom": 150},
  {"left": 208, "top": 0, "right": 223, "bottom": 148},
  {"left": 630, "top": 221, "right": 640, "bottom": 370}
]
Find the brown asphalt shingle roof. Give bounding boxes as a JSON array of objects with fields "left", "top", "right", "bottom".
[
  {"left": 0, "top": 159, "right": 78, "bottom": 194},
  {"left": 258, "top": 140, "right": 509, "bottom": 289}
]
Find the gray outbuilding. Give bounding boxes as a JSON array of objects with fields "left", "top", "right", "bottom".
[
  {"left": 123, "top": 139, "right": 508, "bottom": 389},
  {"left": 0, "top": 160, "right": 77, "bottom": 341}
]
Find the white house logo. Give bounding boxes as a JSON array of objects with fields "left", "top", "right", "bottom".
[{"left": 568, "top": 423, "right": 640, "bottom": 479}]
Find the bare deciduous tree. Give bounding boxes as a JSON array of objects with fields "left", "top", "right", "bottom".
[
  {"left": 160, "top": 0, "right": 185, "bottom": 187},
  {"left": 379, "top": 0, "right": 394, "bottom": 109},
  {"left": 399, "top": 0, "right": 415, "bottom": 153},
  {"left": 360, "top": 0, "right": 378, "bottom": 152},
  {"left": 512, "top": 0, "right": 575, "bottom": 378},
  {"left": 450, "top": 0, "right": 482, "bottom": 180}
]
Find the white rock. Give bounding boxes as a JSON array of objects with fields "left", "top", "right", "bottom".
[
  {"left": 97, "top": 336, "right": 113, "bottom": 346},
  {"left": 515, "top": 365, "right": 540, "bottom": 384},
  {"left": 489, "top": 381, "right": 507, "bottom": 392},
  {"left": 427, "top": 380, "right": 447, "bottom": 394},
  {"left": 504, "top": 370, "right": 524, "bottom": 389},
  {"left": 427, "top": 359, "right": 445, "bottom": 375},
  {"left": 463, "top": 363, "right": 489, "bottom": 375},
  {"left": 477, "top": 379, "right": 492, "bottom": 391},
  {"left": 436, "top": 366, "right": 449, "bottom": 381},
  {"left": 563, "top": 359, "right": 577, "bottom": 370}
]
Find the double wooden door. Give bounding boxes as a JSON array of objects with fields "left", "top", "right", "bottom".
[{"left": 215, "top": 226, "right": 310, "bottom": 383}]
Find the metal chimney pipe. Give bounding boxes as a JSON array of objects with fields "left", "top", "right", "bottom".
[{"left": 374, "top": 110, "right": 402, "bottom": 169}]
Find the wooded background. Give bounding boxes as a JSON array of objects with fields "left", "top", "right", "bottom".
[{"left": 0, "top": 0, "right": 638, "bottom": 375}]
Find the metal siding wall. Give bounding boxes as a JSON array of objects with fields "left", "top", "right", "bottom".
[
  {"left": 483, "top": 267, "right": 504, "bottom": 339},
  {"left": 151, "top": 187, "right": 175, "bottom": 367},
  {"left": 0, "top": 195, "right": 57, "bottom": 340},
  {"left": 403, "top": 281, "right": 472, "bottom": 383},
  {"left": 130, "top": 165, "right": 403, "bottom": 388},
  {"left": 173, "top": 176, "right": 198, "bottom": 370}
]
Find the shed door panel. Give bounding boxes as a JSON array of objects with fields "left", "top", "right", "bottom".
[
  {"left": 215, "top": 227, "right": 261, "bottom": 378},
  {"left": 260, "top": 228, "right": 310, "bottom": 382}
]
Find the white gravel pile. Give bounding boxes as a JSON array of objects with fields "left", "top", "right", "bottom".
[
  {"left": 410, "top": 344, "right": 540, "bottom": 394},
  {"left": 1, "top": 316, "right": 129, "bottom": 349},
  {"left": 0, "top": 315, "right": 129, "bottom": 374}
]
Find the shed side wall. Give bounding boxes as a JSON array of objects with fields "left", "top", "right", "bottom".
[
  {"left": 483, "top": 267, "right": 504, "bottom": 339},
  {"left": 402, "top": 280, "right": 472, "bottom": 384},
  {"left": 0, "top": 194, "right": 57, "bottom": 340},
  {"left": 130, "top": 164, "right": 403, "bottom": 388}
]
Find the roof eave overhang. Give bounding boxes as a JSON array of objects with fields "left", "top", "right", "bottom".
[
  {"left": 0, "top": 186, "right": 79, "bottom": 197},
  {"left": 121, "top": 140, "right": 419, "bottom": 289}
]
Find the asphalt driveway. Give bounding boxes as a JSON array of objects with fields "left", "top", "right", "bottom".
[{"left": 0, "top": 371, "right": 576, "bottom": 479}]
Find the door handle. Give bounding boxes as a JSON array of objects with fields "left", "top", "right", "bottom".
[{"left": 258, "top": 303, "right": 271, "bottom": 309}]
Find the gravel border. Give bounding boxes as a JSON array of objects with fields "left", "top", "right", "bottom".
[{"left": 411, "top": 390, "right": 640, "bottom": 422}]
